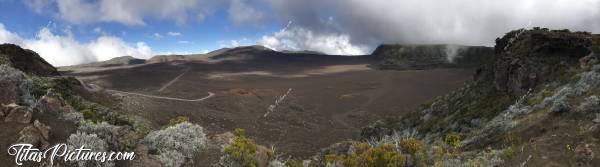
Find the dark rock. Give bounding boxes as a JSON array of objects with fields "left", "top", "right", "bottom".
[
  {"left": 0, "top": 80, "right": 19, "bottom": 104},
  {"left": 4, "top": 105, "right": 32, "bottom": 124},
  {"left": 370, "top": 44, "right": 494, "bottom": 70},
  {"left": 16, "top": 120, "right": 51, "bottom": 149},
  {"left": 37, "top": 94, "right": 73, "bottom": 113},
  {"left": 0, "top": 44, "right": 59, "bottom": 77},
  {"left": 493, "top": 29, "right": 594, "bottom": 95}
]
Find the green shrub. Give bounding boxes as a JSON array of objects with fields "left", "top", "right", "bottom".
[
  {"left": 400, "top": 138, "right": 423, "bottom": 155},
  {"left": 168, "top": 116, "right": 189, "bottom": 127},
  {"left": 500, "top": 146, "right": 515, "bottom": 160},
  {"left": 81, "top": 109, "right": 100, "bottom": 123},
  {"left": 325, "top": 143, "right": 406, "bottom": 167},
  {"left": 223, "top": 128, "right": 259, "bottom": 167},
  {"left": 444, "top": 133, "right": 462, "bottom": 148}
]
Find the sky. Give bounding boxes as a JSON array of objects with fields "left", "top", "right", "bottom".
[{"left": 1, "top": 0, "right": 600, "bottom": 66}]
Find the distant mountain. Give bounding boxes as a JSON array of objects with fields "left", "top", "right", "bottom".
[
  {"left": 74, "top": 56, "right": 146, "bottom": 67},
  {"left": 147, "top": 55, "right": 187, "bottom": 64},
  {"left": 0, "top": 43, "right": 59, "bottom": 76},
  {"left": 371, "top": 44, "right": 494, "bottom": 70}
]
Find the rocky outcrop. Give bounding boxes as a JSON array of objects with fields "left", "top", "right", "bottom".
[
  {"left": 362, "top": 28, "right": 600, "bottom": 141},
  {"left": 493, "top": 28, "right": 595, "bottom": 95},
  {"left": 3, "top": 104, "right": 32, "bottom": 124},
  {"left": 17, "top": 120, "right": 51, "bottom": 149},
  {"left": 0, "top": 44, "right": 59, "bottom": 76},
  {"left": 37, "top": 94, "right": 74, "bottom": 113},
  {"left": 371, "top": 44, "right": 494, "bottom": 70}
]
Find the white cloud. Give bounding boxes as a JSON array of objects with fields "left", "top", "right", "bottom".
[
  {"left": 0, "top": 24, "right": 23, "bottom": 44},
  {"left": 168, "top": 32, "right": 181, "bottom": 36},
  {"left": 259, "top": 26, "right": 370, "bottom": 55},
  {"left": 27, "top": 0, "right": 223, "bottom": 26},
  {"left": 178, "top": 40, "right": 190, "bottom": 44},
  {"left": 153, "top": 33, "right": 162, "bottom": 39},
  {"left": 23, "top": 0, "right": 53, "bottom": 14},
  {"left": 0, "top": 23, "right": 153, "bottom": 66},
  {"left": 228, "top": 0, "right": 266, "bottom": 26},
  {"left": 88, "top": 36, "right": 153, "bottom": 61},
  {"left": 219, "top": 38, "right": 250, "bottom": 48}
]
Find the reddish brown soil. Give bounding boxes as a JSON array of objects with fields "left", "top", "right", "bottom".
[{"left": 62, "top": 59, "right": 474, "bottom": 160}]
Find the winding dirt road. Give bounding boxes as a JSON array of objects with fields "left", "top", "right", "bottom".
[
  {"left": 106, "top": 89, "right": 215, "bottom": 102},
  {"left": 76, "top": 78, "right": 215, "bottom": 102}
]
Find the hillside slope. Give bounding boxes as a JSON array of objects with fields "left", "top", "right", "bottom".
[
  {"left": 0, "top": 44, "right": 59, "bottom": 76},
  {"left": 351, "top": 28, "right": 600, "bottom": 166}
]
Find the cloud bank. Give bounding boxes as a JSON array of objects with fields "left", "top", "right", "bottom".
[
  {"left": 259, "top": 0, "right": 600, "bottom": 54},
  {"left": 18, "top": 0, "right": 600, "bottom": 57},
  {"left": 0, "top": 23, "right": 152, "bottom": 66}
]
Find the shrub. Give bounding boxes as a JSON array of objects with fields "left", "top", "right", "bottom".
[
  {"left": 444, "top": 133, "right": 462, "bottom": 148},
  {"left": 501, "top": 146, "right": 515, "bottom": 160},
  {"left": 325, "top": 143, "right": 406, "bottom": 167},
  {"left": 78, "top": 122, "right": 121, "bottom": 151},
  {"left": 574, "top": 67, "right": 600, "bottom": 95},
  {"left": 400, "top": 138, "right": 423, "bottom": 155},
  {"left": 167, "top": 116, "right": 189, "bottom": 127},
  {"left": 0, "top": 64, "right": 34, "bottom": 105},
  {"left": 67, "top": 132, "right": 114, "bottom": 167},
  {"left": 222, "top": 128, "right": 258, "bottom": 167},
  {"left": 577, "top": 96, "right": 600, "bottom": 113},
  {"left": 143, "top": 122, "right": 207, "bottom": 166},
  {"left": 61, "top": 111, "right": 85, "bottom": 125},
  {"left": 157, "top": 150, "right": 186, "bottom": 167},
  {"left": 550, "top": 96, "right": 571, "bottom": 113},
  {"left": 81, "top": 109, "right": 100, "bottom": 123}
]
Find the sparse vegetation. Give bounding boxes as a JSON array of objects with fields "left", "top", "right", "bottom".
[
  {"left": 578, "top": 96, "right": 600, "bottom": 113},
  {"left": 167, "top": 116, "right": 189, "bottom": 127},
  {"left": 143, "top": 122, "right": 207, "bottom": 167},
  {"left": 67, "top": 132, "right": 114, "bottom": 167},
  {"left": 219, "top": 128, "right": 261, "bottom": 167},
  {"left": 0, "top": 64, "right": 35, "bottom": 105}
]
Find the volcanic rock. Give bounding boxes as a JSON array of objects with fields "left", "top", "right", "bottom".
[{"left": 4, "top": 105, "right": 32, "bottom": 124}]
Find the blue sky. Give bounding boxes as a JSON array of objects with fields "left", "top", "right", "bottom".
[
  {"left": 1, "top": 0, "right": 599, "bottom": 66},
  {"left": 0, "top": 0, "right": 280, "bottom": 54}
]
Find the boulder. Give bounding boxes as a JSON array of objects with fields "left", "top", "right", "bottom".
[
  {"left": 255, "top": 145, "right": 271, "bottom": 167},
  {"left": 37, "top": 95, "right": 73, "bottom": 113},
  {"left": 4, "top": 105, "right": 32, "bottom": 124},
  {"left": 17, "top": 120, "right": 51, "bottom": 149}
]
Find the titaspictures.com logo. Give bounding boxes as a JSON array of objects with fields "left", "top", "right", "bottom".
[{"left": 7, "top": 144, "right": 135, "bottom": 166}]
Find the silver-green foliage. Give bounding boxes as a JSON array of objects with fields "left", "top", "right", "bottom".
[
  {"left": 67, "top": 132, "right": 114, "bottom": 167},
  {"left": 143, "top": 122, "right": 207, "bottom": 167},
  {"left": 78, "top": 122, "right": 121, "bottom": 151},
  {"left": 0, "top": 64, "right": 34, "bottom": 105}
]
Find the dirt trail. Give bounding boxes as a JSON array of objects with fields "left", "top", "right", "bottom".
[
  {"left": 158, "top": 67, "right": 190, "bottom": 92},
  {"left": 76, "top": 78, "right": 214, "bottom": 102},
  {"left": 107, "top": 89, "right": 215, "bottom": 102}
]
